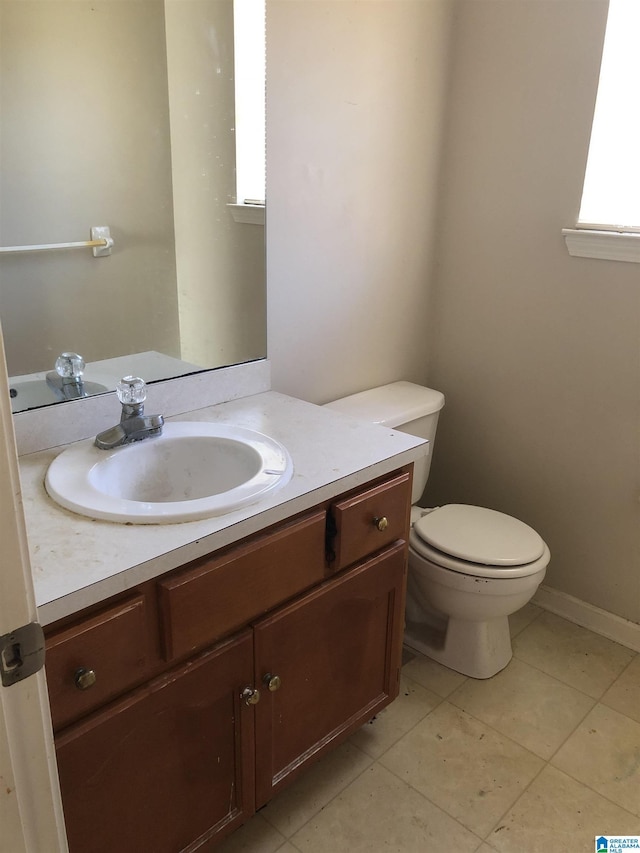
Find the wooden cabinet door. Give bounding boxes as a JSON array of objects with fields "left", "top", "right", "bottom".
[
  {"left": 253, "top": 542, "right": 407, "bottom": 807},
  {"left": 56, "top": 631, "right": 255, "bottom": 853}
]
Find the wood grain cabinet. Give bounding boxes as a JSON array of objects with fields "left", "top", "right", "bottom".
[{"left": 45, "top": 467, "right": 412, "bottom": 852}]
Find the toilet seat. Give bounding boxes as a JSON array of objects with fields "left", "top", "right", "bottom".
[{"left": 411, "top": 504, "right": 549, "bottom": 579}]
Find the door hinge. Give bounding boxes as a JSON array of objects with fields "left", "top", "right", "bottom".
[{"left": 0, "top": 622, "right": 45, "bottom": 687}]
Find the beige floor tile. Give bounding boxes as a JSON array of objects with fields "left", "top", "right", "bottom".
[
  {"left": 401, "top": 650, "right": 468, "bottom": 697},
  {"left": 379, "top": 701, "right": 543, "bottom": 838},
  {"left": 512, "top": 612, "right": 635, "bottom": 698},
  {"left": 349, "top": 674, "right": 441, "bottom": 759},
  {"left": 551, "top": 704, "right": 640, "bottom": 817},
  {"left": 260, "top": 741, "right": 372, "bottom": 838},
  {"left": 449, "top": 657, "right": 595, "bottom": 759},
  {"left": 488, "top": 765, "right": 639, "bottom": 853},
  {"left": 509, "top": 601, "right": 542, "bottom": 638},
  {"left": 601, "top": 654, "right": 640, "bottom": 724},
  {"left": 214, "top": 813, "right": 287, "bottom": 853},
  {"left": 290, "top": 762, "right": 481, "bottom": 853}
]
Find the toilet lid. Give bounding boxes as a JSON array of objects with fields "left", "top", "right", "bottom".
[{"left": 413, "top": 504, "right": 545, "bottom": 566}]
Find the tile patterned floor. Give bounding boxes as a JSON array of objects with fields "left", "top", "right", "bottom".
[{"left": 217, "top": 604, "right": 640, "bottom": 853}]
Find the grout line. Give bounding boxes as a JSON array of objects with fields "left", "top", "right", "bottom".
[
  {"left": 508, "top": 602, "right": 545, "bottom": 639},
  {"left": 544, "top": 758, "right": 640, "bottom": 822},
  {"left": 401, "top": 692, "right": 589, "bottom": 839},
  {"left": 509, "top": 646, "right": 633, "bottom": 706},
  {"left": 442, "top": 667, "right": 600, "bottom": 765},
  {"left": 509, "top": 614, "right": 636, "bottom": 703},
  {"left": 372, "top": 672, "right": 448, "bottom": 751},
  {"left": 602, "top": 648, "right": 640, "bottom": 692},
  {"left": 370, "top": 751, "right": 485, "bottom": 849},
  {"left": 367, "top": 693, "right": 542, "bottom": 844},
  {"left": 509, "top": 650, "right": 606, "bottom": 698},
  {"left": 404, "top": 652, "right": 640, "bottom": 839},
  {"left": 511, "top": 610, "right": 637, "bottom": 695},
  {"left": 434, "top": 697, "right": 549, "bottom": 763},
  {"left": 481, "top": 756, "right": 548, "bottom": 844},
  {"left": 280, "top": 841, "right": 304, "bottom": 853},
  {"left": 260, "top": 740, "right": 376, "bottom": 841}
]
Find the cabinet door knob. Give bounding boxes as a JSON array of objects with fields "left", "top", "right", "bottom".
[
  {"left": 241, "top": 686, "right": 261, "bottom": 706},
  {"left": 74, "top": 667, "right": 97, "bottom": 691},
  {"left": 263, "top": 673, "right": 281, "bottom": 692},
  {"left": 373, "top": 516, "right": 389, "bottom": 532}
]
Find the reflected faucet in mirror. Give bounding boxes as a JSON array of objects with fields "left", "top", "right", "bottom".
[
  {"left": 46, "top": 352, "right": 108, "bottom": 402},
  {"left": 95, "top": 376, "right": 164, "bottom": 450},
  {"left": 9, "top": 350, "right": 110, "bottom": 412}
]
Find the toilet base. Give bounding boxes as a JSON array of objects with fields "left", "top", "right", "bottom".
[{"left": 404, "top": 614, "right": 513, "bottom": 679}]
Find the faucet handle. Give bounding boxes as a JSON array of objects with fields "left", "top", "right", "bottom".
[
  {"left": 116, "top": 376, "right": 147, "bottom": 406},
  {"left": 55, "top": 352, "right": 85, "bottom": 380}
]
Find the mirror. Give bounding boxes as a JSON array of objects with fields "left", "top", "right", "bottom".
[{"left": 0, "top": 0, "right": 266, "bottom": 413}]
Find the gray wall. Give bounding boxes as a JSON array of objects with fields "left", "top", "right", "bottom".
[
  {"left": 0, "top": 1, "right": 180, "bottom": 374},
  {"left": 0, "top": 0, "right": 266, "bottom": 378},
  {"left": 426, "top": 0, "right": 640, "bottom": 624}
]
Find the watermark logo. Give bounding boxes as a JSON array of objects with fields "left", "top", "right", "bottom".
[{"left": 596, "top": 837, "right": 640, "bottom": 852}]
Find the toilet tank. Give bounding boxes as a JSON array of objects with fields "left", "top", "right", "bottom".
[{"left": 324, "top": 381, "right": 445, "bottom": 504}]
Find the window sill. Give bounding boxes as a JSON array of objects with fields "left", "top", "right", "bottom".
[
  {"left": 562, "top": 228, "right": 640, "bottom": 263},
  {"left": 227, "top": 203, "right": 265, "bottom": 226}
]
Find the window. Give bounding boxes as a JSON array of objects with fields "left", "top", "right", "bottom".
[
  {"left": 563, "top": 0, "right": 640, "bottom": 261},
  {"left": 228, "top": 0, "right": 265, "bottom": 225}
]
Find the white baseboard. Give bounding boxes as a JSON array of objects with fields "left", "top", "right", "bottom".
[{"left": 533, "top": 585, "right": 640, "bottom": 653}]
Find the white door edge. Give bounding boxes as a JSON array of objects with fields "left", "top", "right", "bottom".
[{"left": 0, "top": 321, "right": 68, "bottom": 852}]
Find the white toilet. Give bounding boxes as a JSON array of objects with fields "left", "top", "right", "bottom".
[{"left": 325, "top": 381, "right": 550, "bottom": 679}]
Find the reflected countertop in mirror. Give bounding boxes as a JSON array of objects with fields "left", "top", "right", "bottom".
[{"left": 8, "top": 351, "right": 204, "bottom": 414}]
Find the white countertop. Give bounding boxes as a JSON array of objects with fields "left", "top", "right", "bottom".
[{"left": 18, "top": 391, "right": 425, "bottom": 626}]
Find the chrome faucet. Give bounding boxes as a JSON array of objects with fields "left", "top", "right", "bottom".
[
  {"left": 95, "top": 376, "right": 164, "bottom": 450},
  {"left": 46, "top": 352, "right": 104, "bottom": 401}
]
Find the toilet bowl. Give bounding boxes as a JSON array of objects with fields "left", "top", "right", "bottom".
[
  {"left": 405, "top": 504, "right": 549, "bottom": 678},
  {"left": 324, "top": 381, "right": 551, "bottom": 679}
]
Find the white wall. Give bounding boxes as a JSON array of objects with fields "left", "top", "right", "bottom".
[
  {"left": 425, "top": 0, "right": 640, "bottom": 624},
  {"left": 267, "top": 0, "right": 453, "bottom": 403}
]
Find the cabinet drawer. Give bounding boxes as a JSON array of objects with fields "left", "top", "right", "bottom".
[
  {"left": 45, "top": 593, "right": 149, "bottom": 731},
  {"left": 158, "top": 510, "right": 327, "bottom": 662},
  {"left": 330, "top": 471, "right": 412, "bottom": 570}
]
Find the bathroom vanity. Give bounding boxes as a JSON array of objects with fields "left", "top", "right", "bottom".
[{"left": 18, "top": 389, "right": 425, "bottom": 852}]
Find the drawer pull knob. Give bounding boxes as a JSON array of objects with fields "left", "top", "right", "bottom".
[
  {"left": 74, "top": 667, "right": 97, "bottom": 691},
  {"left": 373, "top": 516, "right": 389, "bottom": 532},
  {"left": 263, "top": 673, "right": 282, "bottom": 692},
  {"left": 241, "top": 686, "right": 261, "bottom": 706}
]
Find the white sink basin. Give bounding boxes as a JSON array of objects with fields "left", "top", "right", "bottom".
[{"left": 45, "top": 422, "right": 293, "bottom": 523}]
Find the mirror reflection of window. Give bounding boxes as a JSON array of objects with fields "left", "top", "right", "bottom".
[{"left": 234, "top": 0, "right": 266, "bottom": 207}]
